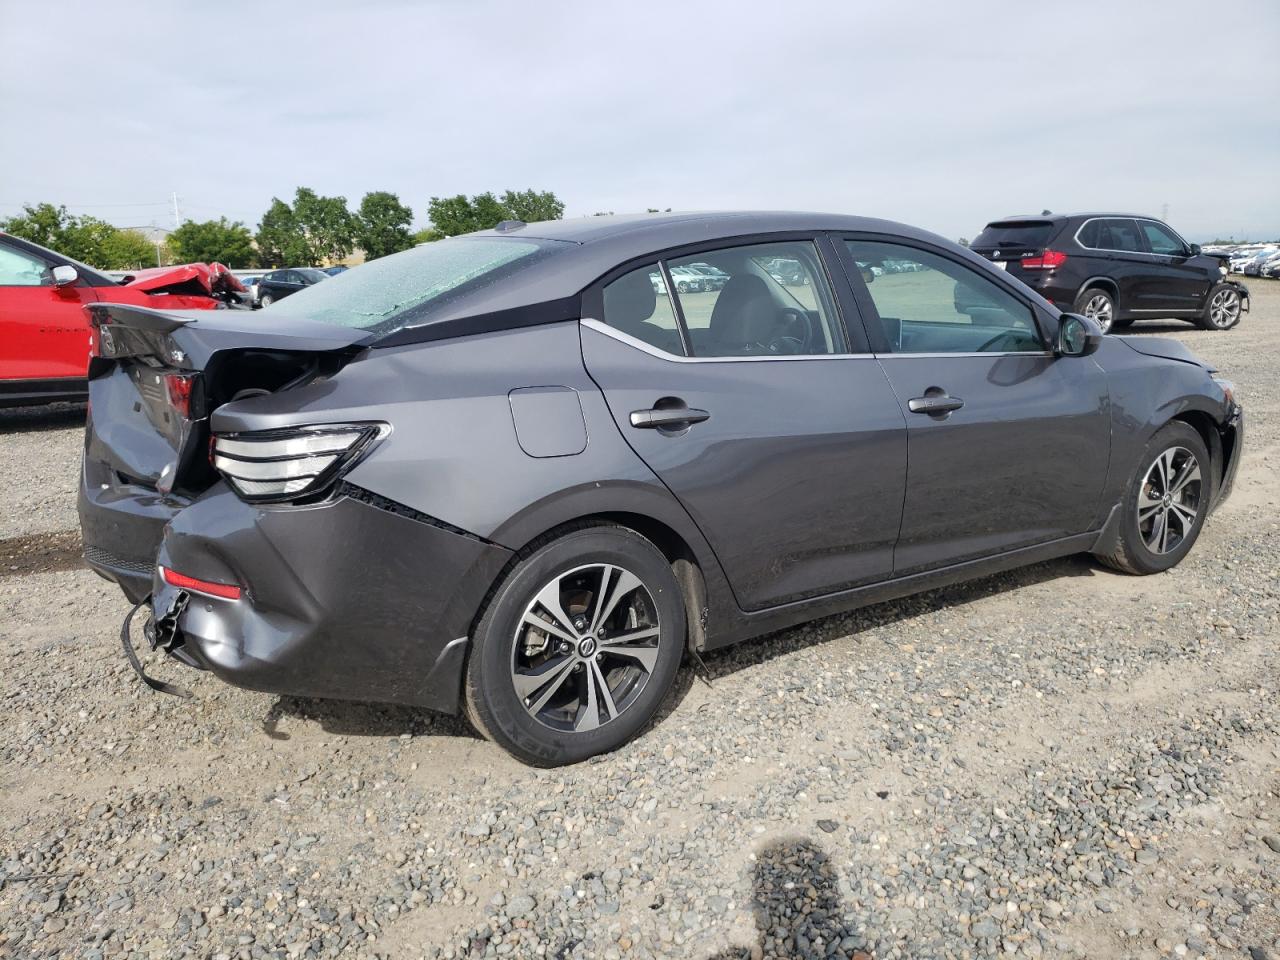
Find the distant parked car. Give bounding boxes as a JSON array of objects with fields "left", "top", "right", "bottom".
[
  {"left": 257, "top": 267, "right": 329, "bottom": 306},
  {"left": 667, "top": 266, "right": 706, "bottom": 293},
  {"left": 1260, "top": 253, "right": 1280, "bottom": 279},
  {"left": 1241, "top": 249, "right": 1279, "bottom": 277},
  {"left": 684, "top": 263, "right": 729, "bottom": 290},
  {"left": 970, "top": 213, "right": 1249, "bottom": 332},
  {"left": 1228, "top": 250, "right": 1263, "bottom": 274}
]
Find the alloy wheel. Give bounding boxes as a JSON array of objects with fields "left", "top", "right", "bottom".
[
  {"left": 1208, "top": 288, "right": 1241, "bottom": 328},
  {"left": 511, "top": 563, "right": 661, "bottom": 733},
  {"left": 1082, "top": 293, "right": 1114, "bottom": 333},
  {"left": 1138, "top": 446, "right": 1202, "bottom": 555}
]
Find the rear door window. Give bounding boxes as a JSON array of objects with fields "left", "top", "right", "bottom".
[
  {"left": 601, "top": 264, "right": 685, "bottom": 355},
  {"left": 667, "top": 241, "right": 842, "bottom": 357},
  {"left": 1098, "top": 219, "right": 1144, "bottom": 253}
]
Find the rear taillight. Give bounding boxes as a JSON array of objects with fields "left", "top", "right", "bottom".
[
  {"left": 212, "top": 423, "right": 387, "bottom": 502},
  {"left": 159, "top": 566, "right": 242, "bottom": 601},
  {"left": 164, "top": 373, "right": 196, "bottom": 418},
  {"left": 1021, "top": 250, "right": 1069, "bottom": 270}
]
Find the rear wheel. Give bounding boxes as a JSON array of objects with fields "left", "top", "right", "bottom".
[
  {"left": 1074, "top": 287, "right": 1116, "bottom": 334},
  {"left": 1095, "top": 421, "right": 1210, "bottom": 575},
  {"left": 1198, "top": 283, "right": 1242, "bottom": 330},
  {"left": 464, "top": 525, "right": 686, "bottom": 766},
  {"left": 260, "top": 293, "right": 275, "bottom": 307}
]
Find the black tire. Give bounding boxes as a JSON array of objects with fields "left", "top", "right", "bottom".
[
  {"left": 260, "top": 294, "right": 274, "bottom": 307},
  {"left": 1111, "top": 317, "right": 1135, "bottom": 329},
  {"left": 1073, "top": 287, "right": 1116, "bottom": 334},
  {"left": 464, "top": 525, "right": 686, "bottom": 766},
  {"left": 1198, "top": 282, "right": 1243, "bottom": 331},
  {"left": 1095, "top": 421, "right": 1211, "bottom": 575}
]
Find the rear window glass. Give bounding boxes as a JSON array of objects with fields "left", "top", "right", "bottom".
[
  {"left": 265, "top": 237, "right": 560, "bottom": 334},
  {"left": 972, "top": 221, "right": 1055, "bottom": 250}
]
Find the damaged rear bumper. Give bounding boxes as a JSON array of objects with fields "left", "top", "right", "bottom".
[{"left": 92, "top": 479, "right": 512, "bottom": 713}]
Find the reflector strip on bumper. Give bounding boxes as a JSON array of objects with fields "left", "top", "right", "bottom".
[{"left": 159, "top": 565, "right": 243, "bottom": 600}]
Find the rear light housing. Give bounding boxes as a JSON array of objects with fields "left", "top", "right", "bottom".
[
  {"left": 1021, "top": 250, "right": 1069, "bottom": 270},
  {"left": 212, "top": 422, "right": 388, "bottom": 503}
]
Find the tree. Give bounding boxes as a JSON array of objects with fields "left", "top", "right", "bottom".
[
  {"left": 293, "top": 187, "right": 356, "bottom": 264},
  {"left": 425, "top": 189, "right": 564, "bottom": 237},
  {"left": 0, "top": 202, "right": 159, "bottom": 269},
  {"left": 255, "top": 188, "right": 356, "bottom": 266},
  {"left": 170, "top": 218, "right": 256, "bottom": 267},
  {"left": 500, "top": 189, "right": 564, "bottom": 224},
  {"left": 102, "top": 230, "right": 160, "bottom": 270},
  {"left": 354, "top": 191, "right": 414, "bottom": 260},
  {"left": 255, "top": 198, "right": 304, "bottom": 267},
  {"left": 412, "top": 227, "right": 444, "bottom": 244}
]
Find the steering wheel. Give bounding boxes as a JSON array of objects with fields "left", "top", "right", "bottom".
[{"left": 768, "top": 308, "right": 813, "bottom": 354}]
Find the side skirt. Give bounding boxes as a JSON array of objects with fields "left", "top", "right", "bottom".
[{"left": 704, "top": 529, "right": 1103, "bottom": 651}]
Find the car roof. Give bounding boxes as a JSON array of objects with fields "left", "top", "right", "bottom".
[
  {"left": 391, "top": 211, "right": 981, "bottom": 334},
  {"left": 986, "top": 212, "right": 1159, "bottom": 224}
]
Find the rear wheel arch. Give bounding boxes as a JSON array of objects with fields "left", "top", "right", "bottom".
[
  {"left": 474, "top": 511, "right": 711, "bottom": 656},
  {"left": 1076, "top": 276, "right": 1120, "bottom": 303}
]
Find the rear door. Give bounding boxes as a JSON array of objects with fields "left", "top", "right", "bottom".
[
  {"left": 581, "top": 237, "right": 908, "bottom": 611},
  {"left": 0, "top": 240, "right": 98, "bottom": 381},
  {"left": 836, "top": 236, "right": 1111, "bottom": 575},
  {"left": 1076, "top": 218, "right": 1151, "bottom": 311}
]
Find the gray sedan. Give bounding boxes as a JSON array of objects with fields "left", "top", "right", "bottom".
[{"left": 79, "top": 212, "right": 1243, "bottom": 765}]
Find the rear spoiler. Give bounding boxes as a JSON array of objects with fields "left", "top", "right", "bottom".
[{"left": 84, "top": 302, "right": 194, "bottom": 334}]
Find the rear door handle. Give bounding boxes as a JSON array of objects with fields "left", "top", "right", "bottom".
[
  {"left": 907, "top": 395, "right": 964, "bottom": 415},
  {"left": 630, "top": 406, "right": 710, "bottom": 429}
]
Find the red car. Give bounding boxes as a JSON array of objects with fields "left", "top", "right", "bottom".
[{"left": 0, "top": 231, "right": 247, "bottom": 407}]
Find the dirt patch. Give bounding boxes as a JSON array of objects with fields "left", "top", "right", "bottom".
[{"left": 0, "top": 529, "right": 83, "bottom": 577}]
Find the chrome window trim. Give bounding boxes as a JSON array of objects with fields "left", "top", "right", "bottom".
[
  {"left": 1073, "top": 216, "right": 1190, "bottom": 257},
  {"left": 580, "top": 317, "right": 871, "bottom": 362},
  {"left": 876, "top": 349, "right": 1054, "bottom": 359}
]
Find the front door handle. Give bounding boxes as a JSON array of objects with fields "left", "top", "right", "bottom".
[
  {"left": 630, "top": 406, "right": 710, "bottom": 429},
  {"left": 907, "top": 394, "right": 964, "bottom": 415}
]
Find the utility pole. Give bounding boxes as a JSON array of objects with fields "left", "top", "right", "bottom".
[
  {"left": 171, "top": 192, "right": 182, "bottom": 229},
  {"left": 1161, "top": 202, "right": 1169, "bottom": 222}
]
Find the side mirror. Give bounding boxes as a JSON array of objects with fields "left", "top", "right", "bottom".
[
  {"left": 51, "top": 265, "right": 78, "bottom": 287},
  {"left": 1057, "top": 312, "right": 1103, "bottom": 357},
  {"left": 1188, "top": 243, "right": 1201, "bottom": 256}
]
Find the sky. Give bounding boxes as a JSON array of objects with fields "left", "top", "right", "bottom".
[{"left": 1, "top": 0, "right": 1278, "bottom": 242}]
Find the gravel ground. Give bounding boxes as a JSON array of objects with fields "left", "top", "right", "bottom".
[{"left": 2, "top": 286, "right": 1277, "bottom": 960}]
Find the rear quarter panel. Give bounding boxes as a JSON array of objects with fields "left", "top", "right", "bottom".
[{"left": 208, "top": 321, "right": 735, "bottom": 615}]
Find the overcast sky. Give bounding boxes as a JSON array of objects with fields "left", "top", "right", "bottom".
[{"left": 2, "top": 0, "right": 1277, "bottom": 242}]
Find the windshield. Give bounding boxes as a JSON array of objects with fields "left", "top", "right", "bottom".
[{"left": 264, "top": 236, "right": 558, "bottom": 334}]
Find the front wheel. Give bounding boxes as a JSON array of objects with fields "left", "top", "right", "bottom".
[
  {"left": 260, "top": 294, "right": 275, "bottom": 307},
  {"left": 1074, "top": 287, "right": 1116, "bottom": 334},
  {"left": 1199, "top": 283, "right": 1242, "bottom": 331},
  {"left": 464, "top": 525, "right": 686, "bottom": 766},
  {"left": 1095, "top": 421, "right": 1210, "bottom": 575}
]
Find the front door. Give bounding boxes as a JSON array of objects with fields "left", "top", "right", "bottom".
[
  {"left": 581, "top": 238, "right": 907, "bottom": 611},
  {"left": 837, "top": 236, "right": 1111, "bottom": 576},
  {"left": 0, "top": 242, "right": 98, "bottom": 381},
  {"left": 1132, "top": 219, "right": 1212, "bottom": 315}
]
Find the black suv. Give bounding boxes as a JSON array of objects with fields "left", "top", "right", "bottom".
[
  {"left": 256, "top": 267, "right": 329, "bottom": 307},
  {"left": 971, "top": 214, "right": 1248, "bottom": 332}
]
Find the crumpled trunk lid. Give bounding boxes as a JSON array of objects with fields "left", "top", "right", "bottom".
[{"left": 83, "top": 302, "right": 370, "bottom": 497}]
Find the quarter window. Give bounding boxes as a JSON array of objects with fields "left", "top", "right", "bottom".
[
  {"left": 601, "top": 264, "right": 684, "bottom": 355},
  {"left": 1139, "top": 220, "right": 1186, "bottom": 256},
  {"left": 667, "top": 241, "right": 841, "bottom": 357},
  {"left": 845, "top": 240, "right": 1043, "bottom": 354},
  {"left": 0, "top": 245, "right": 49, "bottom": 286}
]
